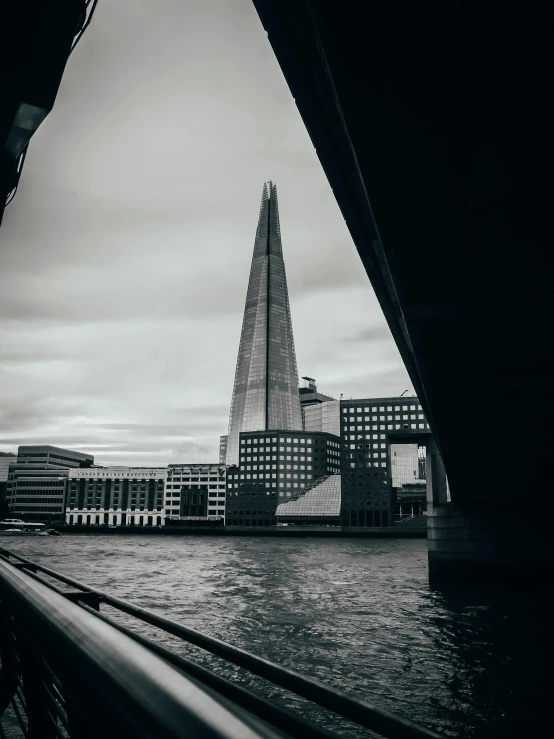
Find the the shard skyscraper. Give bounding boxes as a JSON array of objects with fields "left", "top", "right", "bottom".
[{"left": 225, "top": 182, "right": 303, "bottom": 465}]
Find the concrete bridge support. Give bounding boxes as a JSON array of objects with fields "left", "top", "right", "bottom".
[{"left": 426, "top": 439, "right": 553, "bottom": 582}]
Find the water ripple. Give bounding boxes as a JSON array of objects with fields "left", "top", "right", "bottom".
[{"left": 3, "top": 535, "right": 552, "bottom": 738}]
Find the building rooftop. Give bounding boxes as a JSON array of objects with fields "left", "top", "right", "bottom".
[{"left": 276, "top": 474, "right": 341, "bottom": 518}]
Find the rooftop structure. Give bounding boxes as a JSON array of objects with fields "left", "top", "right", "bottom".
[{"left": 275, "top": 473, "right": 341, "bottom": 525}]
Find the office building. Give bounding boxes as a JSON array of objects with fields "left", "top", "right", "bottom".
[
  {"left": 225, "top": 429, "right": 341, "bottom": 526},
  {"left": 15, "top": 445, "right": 94, "bottom": 468},
  {"left": 165, "top": 464, "right": 226, "bottom": 523},
  {"left": 65, "top": 467, "right": 167, "bottom": 526},
  {"left": 340, "top": 397, "right": 430, "bottom": 526},
  {"left": 225, "top": 182, "right": 303, "bottom": 466},
  {"left": 6, "top": 445, "right": 94, "bottom": 523}
]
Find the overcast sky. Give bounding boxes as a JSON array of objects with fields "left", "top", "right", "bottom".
[{"left": 0, "top": 0, "right": 412, "bottom": 466}]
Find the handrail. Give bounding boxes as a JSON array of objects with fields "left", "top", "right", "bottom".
[
  {"left": 0, "top": 548, "right": 445, "bottom": 739},
  {"left": 0, "top": 557, "right": 277, "bottom": 738}
]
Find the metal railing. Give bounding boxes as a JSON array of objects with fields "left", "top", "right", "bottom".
[{"left": 0, "top": 548, "right": 444, "bottom": 739}]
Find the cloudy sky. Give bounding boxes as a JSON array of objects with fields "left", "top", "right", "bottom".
[{"left": 0, "top": 0, "right": 412, "bottom": 466}]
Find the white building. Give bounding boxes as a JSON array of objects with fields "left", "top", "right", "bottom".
[
  {"left": 165, "top": 464, "right": 227, "bottom": 523},
  {"left": 65, "top": 467, "right": 167, "bottom": 527}
]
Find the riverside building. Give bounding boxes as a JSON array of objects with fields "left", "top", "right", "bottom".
[
  {"left": 165, "top": 464, "right": 227, "bottom": 524},
  {"left": 340, "top": 396, "right": 430, "bottom": 526},
  {"left": 225, "top": 430, "right": 341, "bottom": 526},
  {"left": 65, "top": 467, "right": 167, "bottom": 527},
  {"left": 6, "top": 445, "right": 94, "bottom": 523}
]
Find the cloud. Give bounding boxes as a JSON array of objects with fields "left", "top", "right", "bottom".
[
  {"left": 0, "top": 0, "right": 407, "bottom": 465},
  {"left": 342, "top": 325, "right": 394, "bottom": 343}
]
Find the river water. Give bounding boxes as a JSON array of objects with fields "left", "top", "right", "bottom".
[{"left": 1, "top": 535, "right": 551, "bottom": 737}]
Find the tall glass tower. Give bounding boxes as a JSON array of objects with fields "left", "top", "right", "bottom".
[{"left": 225, "top": 182, "right": 303, "bottom": 465}]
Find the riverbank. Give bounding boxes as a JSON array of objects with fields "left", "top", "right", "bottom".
[{"left": 53, "top": 524, "right": 427, "bottom": 537}]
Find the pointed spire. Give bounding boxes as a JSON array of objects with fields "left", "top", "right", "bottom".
[{"left": 225, "top": 184, "right": 302, "bottom": 466}]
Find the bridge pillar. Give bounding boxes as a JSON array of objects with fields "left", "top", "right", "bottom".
[{"left": 426, "top": 439, "right": 553, "bottom": 582}]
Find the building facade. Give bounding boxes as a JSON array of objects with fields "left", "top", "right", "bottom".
[
  {"left": 219, "top": 435, "right": 228, "bottom": 465},
  {"left": 299, "top": 378, "right": 339, "bottom": 434},
  {"left": 6, "top": 445, "right": 94, "bottom": 523},
  {"left": 303, "top": 399, "right": 341, "bottom": 437},
  {"left": 165, "top": 464, "right": 226, "bottom": 524},
  {"left": 340, "top": 397, "right": 430, "bottom": 526},
  {"left": 0, "top": 454, "right": 15, "bottom": 519},
  {"left": 225, "top": 430, "right": 341, "bottom": 526},
  {"left": 65, "top": 467, "right": 167, "bottom": 526},
  {"left": 15, "top": 445, "right": 94, "bottom": 468},
  {"left": 391, "top": 443, "right": 427, "bottom": 519},
  {"left": 225, "top": 182, "right": 303, "bottom": 466}
]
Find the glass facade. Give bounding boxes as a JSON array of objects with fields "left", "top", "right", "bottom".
[
  {"left": 275, "top": 474, "right": 341, "bottom": 521},
  {"left": 391, "top": 444, "right": 427, "bottom": 519},
  {"left": 303, "top": 400, "right": 341, "bottom": 436},
  {"left": 391, "top": 444, "right": 419, "bottom": 487},
  {"left": 226, "top": 183, "right": 302, "bottom": 465}
]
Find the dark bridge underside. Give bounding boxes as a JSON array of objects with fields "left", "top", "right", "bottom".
[{"left": 253, "top": 1, "right": 554, "bottom": 510}]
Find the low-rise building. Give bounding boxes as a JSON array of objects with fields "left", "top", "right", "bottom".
[
  {"left": 165, "top": 464, "right": 227, "bottom": 524},
  {"left": 6, "top": 445, "right": 94, "bottom": 523},
  {"left": 65, "top": 467, "right": 167, "bottom": 526}
]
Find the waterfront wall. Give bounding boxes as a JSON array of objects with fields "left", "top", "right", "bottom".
[{"left": 54, "top": 525, "right": 426, "bottom": 538}]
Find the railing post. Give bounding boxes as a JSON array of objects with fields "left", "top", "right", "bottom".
[
  {"left": 0, "top": 606, "right": 18, "bottom": 718},
  {"left": 64, "top": 688, "right": 92, "bottom": 739},
  {"left": 19, "top": 647, "right": 57, "bottom": 739}
]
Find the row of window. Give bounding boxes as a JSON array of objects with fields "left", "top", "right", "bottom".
[
  {"left": 11, "top": 498, "right": 64, "bottom": 504},
  {"left": 240, "top": 455, "right": 314, "bottom": 462},
  {"left": 344, "top": 423, "right": 428, "bottom": 433},
  {"left": 344, "top": 424, "right": 427, "bottom": 438},
  {"left": 343, "top": 405, "right": 421, "bottom": 413},
  {"left": 67, "top": 515, "right": 162, "bottom": 526},
  {"left": 240, "top": 438, "right": 314, "bottom": 445},
  {"left": 229, "top": 472, "right": 314, "bottom": 480},
  {"left": 66, "top": 506, "right": 164, "bottom": 512},
  {"left": 343, "top": 414, "right": 424, "bottom": 424},
  {"left": 239, "top": 464, "right": 314, "bottom": 472},
  {"left": 12, "top": 481, "right": 66, "bottom": 487},
  {"left": 350, "top": 462, "right": 388, "bottom": 468}
]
